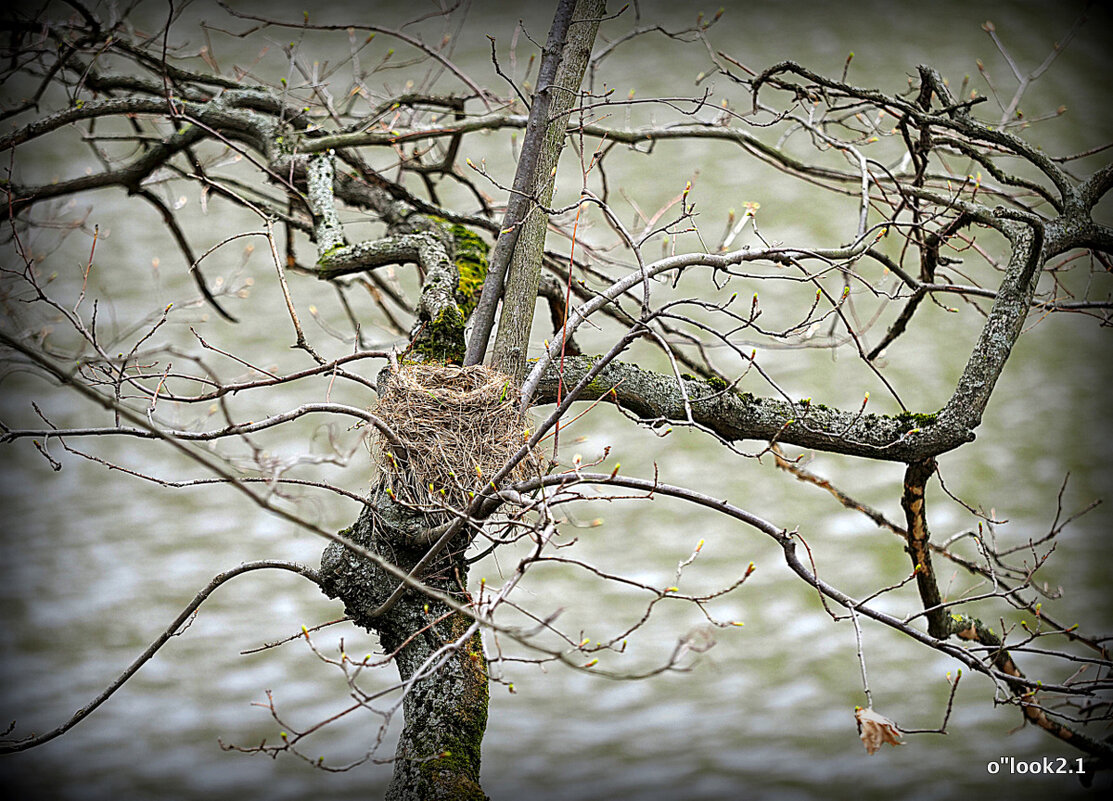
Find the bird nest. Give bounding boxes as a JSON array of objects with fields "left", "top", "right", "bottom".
[{"left": 371, "top": 363, "right": 539, "bottom": 513}]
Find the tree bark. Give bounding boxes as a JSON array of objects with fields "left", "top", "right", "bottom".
[
  {"left": 464, "top": 0, "right": 604, "bottom": 372},
  {"left": 490, "top": 0, "right": 606, "bottom": 380},
  {"left": 532, "top": 356, "right": 970, "bottom": 462},
  {"left": 319, "top": 489, "right": 488, "bottom": 801},
  {"left": 900, "top": 458, "right": 946, "bottom": 639}
]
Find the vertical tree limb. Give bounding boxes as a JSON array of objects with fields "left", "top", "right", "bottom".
[
  {"left": 319, "top": 494, "right": 488, "bottom": 801},
  {"left": 306, "top": 150, "right": 347, "bottom": 254},
  {"left": 490, "top": 0, "right": 606, "bottom": 380},
  {"left": 463, "top": 0, "right": 582, "bottom": 368},
  {"left": 900, "top": 458, "right": 946, "bottom": 639}
]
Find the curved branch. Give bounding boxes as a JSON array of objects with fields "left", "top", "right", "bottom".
[
  {"left": 899, "top": 461, "right": 1113, "bottom": 761},
  {"left": 0, "top": 97, "right": 168, "bottom": 152},
  {"left": 1045, "top": 217, "right": 1113, "bottom": 257},
  {"left": 0, "top": 332, "right": 458, "bottom": 616},
  {"left": 533, "top": 356, "right": 959, "bottom": 461},
  {"left": 1, "top": 402, "right": 406, "bottom": 453},
  {"left": 135, "top": 189, "right": 238, "bottom": 322},
  {"left": 939, "top": 217, "right": 1042, "bottom": 432},
  {"left": 6, "top": 95, "right": 281, "bottom": 212},
  {"left": 521, "top": 237, "right": 884, "bottom": 405},
  {"left": 315, "top": 233, "right": 438, "bottom": 279},
  {"left": 751, "top": 61, "right": 1073, "bottom": 202},
  {"left": 0, "top": 561, "right": 321, "bottom": 754},
  {"left": 506, "top": 472, "right": 1087, "bottom": 697},
  {"left": 213, "top": 1, "right": 493, "bottom": 109},
  {"left": 1080, "top": 162, "right": 1113, "bottom": 209}
]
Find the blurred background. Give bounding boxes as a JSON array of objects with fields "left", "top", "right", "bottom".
[{"left": 1, "top": 0, "right": 1111, "bottom": 799}]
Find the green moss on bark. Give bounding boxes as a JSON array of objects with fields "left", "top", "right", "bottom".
[
  {"left": 447, "top": 223, "right": 489, "bottom": 319},
  {"left": 413, "top": 305, "right": 468, "bottom": 364},
  {"left": 415, "top": 619, "right": 489, "bottom": 801},
  {"left": 895, "top": 410, "right": 939, "bottom": 431},
  {"left": 408, "top": 221, "right": 487, "bottom": 365}
]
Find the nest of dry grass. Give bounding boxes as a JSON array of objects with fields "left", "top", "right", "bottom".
[{"left": 371, "top": 363, "right": 539, "bottom": 513}]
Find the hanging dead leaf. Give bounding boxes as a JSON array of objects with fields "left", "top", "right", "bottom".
[{"left": 855, "top": 707, "right": 904, "bottom": 755}]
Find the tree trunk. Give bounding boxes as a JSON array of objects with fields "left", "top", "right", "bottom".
[
  {"left": 318, "top": 4, "right": 606, "bottom": 798},
  {"left": 465, "top": 0, "right": 605, "bottom": 374},
  {"left": 319, "top": 489, "right": 488, "bottom": 801},
  {"left": 490, "top": 0, "right": 606, "bottom": 380}
]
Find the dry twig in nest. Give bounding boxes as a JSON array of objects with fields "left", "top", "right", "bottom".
[{"left": 371, "top": 363, "right": 539, "bottom": 514}]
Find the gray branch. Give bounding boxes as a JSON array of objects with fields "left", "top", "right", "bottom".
[
  {"left": 490, "top": 0, "right": 606, "bottom": 380},
  {"left": 306, "top": 151, "right": 347, "bottom": 255},
  {"left": 534, "top": 356, "right": 964, "bottom": 462},
  {"left": 316, "top": 233, "right": 431, "bottom": 279},
  {"left": 463, "top": 0, "right": 580, "bottom": 367},
  {"left": 939, "top": 218, "right": 1042, "bottom": 433}
]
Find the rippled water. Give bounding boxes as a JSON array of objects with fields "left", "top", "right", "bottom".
[{"left": 2, "top": 1, "right": 1111, "bottom": 799}]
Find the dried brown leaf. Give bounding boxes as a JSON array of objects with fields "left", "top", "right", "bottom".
[{"left": 855, "top": 707, "right": 904, "bottom": 755}]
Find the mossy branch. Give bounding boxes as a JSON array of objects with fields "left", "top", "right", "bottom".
[
  {"left": 901, "top": 462, "right": 1113, "bottom": 763},
  {"left": 533, "top": 356, "right": 956, "bottom": 462}
]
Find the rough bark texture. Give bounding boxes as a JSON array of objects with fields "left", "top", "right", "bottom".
[
  {"left": 937, "top": 220, "right": 1042, "bottom": 434},
  {"left": 534, "top": 356, "right": 963, "bottom": 462},
  {"left": 900, "top": 458, "right": 946, "bottom": 639},
  {"left": 9, "top": 5, "right": 1113, "bottom": 785},
  {"left": 463, "top": 0, "right": 580, "bottom": 366},
  {"left": 490, "top": 0, "right": 606, "bottom": 380},
  {"left": 319, "top": 487, "right": 488, "bottom": 801}
]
